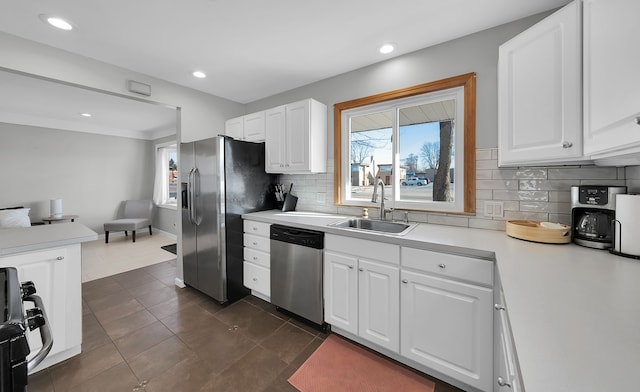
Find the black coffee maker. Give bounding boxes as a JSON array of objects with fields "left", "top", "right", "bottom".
[{"left": 571, "top": 185, "right": 627, "bottom": 249}]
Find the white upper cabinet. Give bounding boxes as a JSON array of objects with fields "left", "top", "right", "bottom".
[
  {"left": 583, "top": 0, "right": 640, "bottom": 162},
  {"left": 498, "top": 1, "right": 586, "bottom": 166},
  {"left": 225, "top": 111, "right": 266, "bottom": 142},
  {"left": 265, "top": 98, "right": 327, "bottom": 174},
  {"left": 224, "top": 116, "right": 244, "bottom": 140},
  {"left": 243, "top": 111, "right": 266, "bottom": 142}
]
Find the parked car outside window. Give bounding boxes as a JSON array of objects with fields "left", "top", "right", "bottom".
[{"left": 402, "top": 177, "right": 428, "bottom": 186}]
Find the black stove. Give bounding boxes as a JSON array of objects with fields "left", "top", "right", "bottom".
[{"left": 0, "top": 267, "right": 52, "bottom": 392}]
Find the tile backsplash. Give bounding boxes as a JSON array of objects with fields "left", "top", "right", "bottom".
[{"left": 280, "top": 148, "right": 637, "bottom": 231}]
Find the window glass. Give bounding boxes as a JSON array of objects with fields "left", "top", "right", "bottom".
[{"left": 335, "top": 73, "right": 475, "bottom": 214}]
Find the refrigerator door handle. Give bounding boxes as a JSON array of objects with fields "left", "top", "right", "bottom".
[
  {"left": 191, "top": 167, "right": 200, "bottom": 225},
  {"left": 188, "top": 167, "right": 197, "bottom": 225}
]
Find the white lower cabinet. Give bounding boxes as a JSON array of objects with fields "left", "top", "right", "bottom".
[
  {"left": 401, "top": 247, "right": 493, "bottom": 392},
  {"left": 400, "top": 269, "right": 493, "bottom": 391},
  {"left": 0, "top": 244, "right": 82, "bottom": 373},
  {"left": 324, "top": 236, "right": 495, "bottom": 392},
  {"left": 324, "top": 235, "right": 400, "bottom": 352},
  {"left": 242, "top": 219, "right": 271, "bottom": 301}
]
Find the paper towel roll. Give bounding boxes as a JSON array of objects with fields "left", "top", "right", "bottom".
[
  {"left": 50, "top": 199, "right": 62, "bottom": 218},
  {"left": 614, "top": 194, "right": 640, "bottom": 256}
]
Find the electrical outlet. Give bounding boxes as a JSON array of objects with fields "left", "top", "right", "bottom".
[{"left": 484, "top": 201, "right": 504, "bottom": 218}]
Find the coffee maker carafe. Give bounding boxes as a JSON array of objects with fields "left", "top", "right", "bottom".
[{"left": 571, "top": 185, "right": 627, "bottom": 249}]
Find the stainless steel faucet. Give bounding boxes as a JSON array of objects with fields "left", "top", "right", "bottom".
[{"left": 371, "top": 178, "right": 391, "bottom": 220}]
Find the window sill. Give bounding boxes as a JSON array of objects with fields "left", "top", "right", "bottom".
[{"left": 157, "top": 203, "right": 177, "bottom": 211}]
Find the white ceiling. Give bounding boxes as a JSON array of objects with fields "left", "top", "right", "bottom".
[{"left": 0, "top": 0, "right": 567, "bottom": 138}]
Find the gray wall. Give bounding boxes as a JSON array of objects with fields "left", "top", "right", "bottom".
[
  {"left": 246, "top": 12, "right": 551, "bottom": 151},
  {"left": 0, "top": 122, "right": 155, "bottom": 233}
]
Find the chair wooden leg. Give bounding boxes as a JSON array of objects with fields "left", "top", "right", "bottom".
[
  {"left": 149, "top": 225, "right": 152, "bottom": 236},
  {"left": 105, "top": 231, "right": 109, "bottom": 243},
  {"left": 132, "top": 230, "right": 136, "bottom": 242}
]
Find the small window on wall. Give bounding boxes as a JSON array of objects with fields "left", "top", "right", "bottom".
[
  {"left": 153, "top": 142, "right": 177, "bottom": 208},
  {"left": 334, "top": 73, "right": 476, "bottom": 213}
]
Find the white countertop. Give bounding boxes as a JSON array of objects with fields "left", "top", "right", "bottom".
[
  {"left": 244, "top": 209, "right": 640, "bottom": 392},
  {"left": 0, "top": 222, "right": 98, "bottom": 256}
]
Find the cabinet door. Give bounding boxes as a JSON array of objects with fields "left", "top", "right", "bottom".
[
  {"left": 265, "top": 105, "right": 286, "bottom": 173},
  {"left": 358, "top": 259, "right": 399, "bottom": 352},
  {"left": 583, "top": 0, "right": 640, "bottom": 156},
  {"left": 0, "top": 245, "right": 82, "bottom": 364},
  {"left": 498, "top": 1, "right": 583, "bottom": 166},
  {"left": 285, "top": 100, "right": 310, "bottom": 172},
  {"left": 225, "top": 116, "right": 244, "bottom": 140},
  {"left": 244, "top": 111, "right": 266, "bottom": 142},
  {"left": 324, "top": 251, "right": 358, "bottom": 335},
  {"left": 401, "top": 270, "right": 493, "bottom": 392},
  {"left": 495, "top": 293, "right": 523, "bottom": 392}
]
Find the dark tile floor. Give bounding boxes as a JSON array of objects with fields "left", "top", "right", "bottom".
[{"left": 28, "top": 259, "right": 463, "bottom": 391}]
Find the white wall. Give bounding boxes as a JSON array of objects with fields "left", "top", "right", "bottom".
[{"left": 0, "top": 122, "right": 154, "bottom": 232}]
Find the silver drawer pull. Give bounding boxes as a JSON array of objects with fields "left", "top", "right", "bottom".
[
  {"left": 358, "top": 268, "right": 364, "bottom": 272},
  {"left": 494, "top": 304, "right": 506, "bottom": 311},
  {"left": 253, "top": 256, "right": 258, "bottom": 260},
  {"left": 252, "top": 242, "right": 258, "bottom": 246},
  {"left": 497, "top": 376, "right": 512, "bottom": 388},
  {"left": 252, "top": 227, "right": 258, "bottom": 231},
  {"left": 561, "top": 141, "right": 573, "bottom": 149},
  {"left": 348, "top": 265, "right": 354, "bottom": 269},
  {"left": 401, "top": 279, "right": 408, "bottom": 284},
  {"left": 438, "top": 263, "right": 446, "bottom": 269},
  {"left": 253, "top": 278, "right": 258, "bottom": 281},
  {"left": 56, "top": 256, "right": 64, "bottom": 261}
]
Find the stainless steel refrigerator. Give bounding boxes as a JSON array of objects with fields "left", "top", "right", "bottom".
[{"left": 180, "top": 136, "right": 276, "bottom": 304}]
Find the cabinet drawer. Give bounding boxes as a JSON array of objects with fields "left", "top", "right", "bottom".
[
  {"left": 243, "top": 261, "right": 270, "bottom": 297},
  {"left": 401, "top": 247, "right": 493, "bottom": 286},
  {"left": 243, "top": 247, "right": 270, "bottom": 269},
  {"left": 243, "top": 220, "right": 270, "bottom": 237},
  {"left": 326, "top": 234, "right": 400, "bottom": 265},
  {"left": 243, "top": 233, "right": 270, "bottom": 253}
]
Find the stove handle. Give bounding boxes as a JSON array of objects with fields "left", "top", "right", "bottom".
[{"left": 24, "top": 294, "right": 53, "bottom": 372}]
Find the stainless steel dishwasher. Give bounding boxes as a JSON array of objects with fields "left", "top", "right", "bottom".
[{"left": 270, "top": 224, "right": 324, "bottom": 325}]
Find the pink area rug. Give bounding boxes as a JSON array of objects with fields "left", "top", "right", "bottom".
[{"left": 288, "top": 334, "right": 435, "bottom": 392}]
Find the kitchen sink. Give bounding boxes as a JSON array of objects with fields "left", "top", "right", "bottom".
[{"left": 328, "top": 218, "right": 416, "bottom": 235}]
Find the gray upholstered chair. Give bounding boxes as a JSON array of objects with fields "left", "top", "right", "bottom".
[{"left": 103, "top": 200, "right": 153, "bottom": 243}]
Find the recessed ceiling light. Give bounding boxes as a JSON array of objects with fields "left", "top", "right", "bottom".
[
  {"left": 80, "top": 113, "right": 92, "bottom": 117},
  {"left": 379, "top": 43, "right": 395, "bottom": 54},
  {"left": 192, "top": 71, "right": 207, "bottom": 79},
  {"left": 39, "top": 14, "right": 73, "bottom": 30}
]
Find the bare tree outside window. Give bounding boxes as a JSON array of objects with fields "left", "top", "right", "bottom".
[
  {"left": 433, "top": 121, "right": 453, "bottom": 201},
  {"left": 420, "top": 142, "right": 440, "bottom": 170}
]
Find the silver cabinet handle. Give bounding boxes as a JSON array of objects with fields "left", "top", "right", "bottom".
[
  {"left": 253, "top": 277, "right": 257, "bottom": 281},
  {"left": 401, "top": 279, "right": 408, "bottom": 284},
  {"left": 252, "top": 256, "right": 258, "bottom": 260},
  {"left": 636, "top": 117, "right": 640, "bottom": 125},
  {"left": 494, "top": 304, "right": 506, "bottom": 311},
  {"left": 562, "top": 141, "right": 573, "bottom": 148},
  {"left": 497, "top": 376, "right": 512, "bottom": 388},
  {"left": 252, "top": 227, "right": 258, "bottom": 231},
  {"left": 56, "top": 256, "right": 64, "bottom": 261},
  {"left": 348, "top": 265, "right": 354, "bottom": 269},
  {"left": 358, "top": 268, "right": 364, "bottom": 272},
  {"left": 252, "top": 242, "right": 258, "bottom": 246},
  {"left": 438, "top": 263, "right": 446, "bottom": 269}
]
